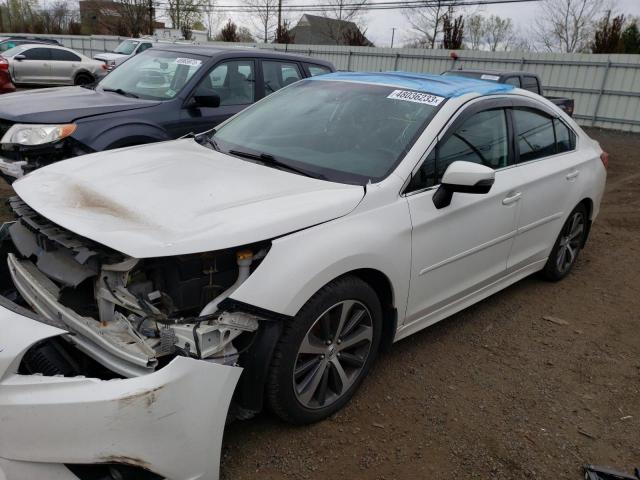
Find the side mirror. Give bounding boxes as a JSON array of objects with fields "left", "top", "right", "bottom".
[
  {"left": 14, "top": 54, "right": 25, "bottom": 61},
  {"left": 432, "top": 161, "right": 495, "bottom": 209},
  {"left": 193, "top": 94, "right": 220, "bottom": 108}
]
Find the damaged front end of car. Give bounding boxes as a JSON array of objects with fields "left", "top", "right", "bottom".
[{"left": 0, "top": 196, "right": 281, "bottom": 480}]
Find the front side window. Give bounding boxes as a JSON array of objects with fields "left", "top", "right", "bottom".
[
  {"left": 98, "top": 49, "right": 205, "bottom": 100},
  {"left": 505, "top": 76, "right": 521, "bottom": 87},
  {"left": 213, "top": 80, "right": 442, "bottom": 184},
  {"left": 513, "top": 108, "right": 556, "bottom": 162},
  {"left": 407, "top": 108, "right": 509, "bottom": 192},
  {"left": 22, "top": 48, "right": 52, "bottom": 60},
  {"left": 194, "top": 60, "right": 255, "bottom": 106},
  {"left": 262, "top": 60, "right": 301, "bottom": 95},
  {"left": 137, "top": 43, "right": 152, "bottom": 54}
]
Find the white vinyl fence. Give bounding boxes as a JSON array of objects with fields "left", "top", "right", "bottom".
[{"left": 4, "top": 33, "right": 640, "bottom": 132}]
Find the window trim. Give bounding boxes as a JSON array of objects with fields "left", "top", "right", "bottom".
[{"left": 402, "top": 94, "right": 578, "bottom": 197}]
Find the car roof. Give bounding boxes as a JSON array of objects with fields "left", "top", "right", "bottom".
[
  {"left": 445, "top": 69, "right": 533, "bottom": 77},
  {"left": 149, "top": 44, "right": 333, "bottom": 66},
  {"left": 310, "top": 71, "right": 515, "bottom": 98}
]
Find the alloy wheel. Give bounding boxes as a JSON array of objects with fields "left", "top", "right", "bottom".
[
  {"left": 293, "top": 300, "right": 374, "bottom": 409},
  {"left": 556, "top": 210, "right": 585, "bottom": 274}
]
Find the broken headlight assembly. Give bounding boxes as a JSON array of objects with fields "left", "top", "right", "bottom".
[{"left": 2, "top": 195, "right": 271, "bottom": 378}]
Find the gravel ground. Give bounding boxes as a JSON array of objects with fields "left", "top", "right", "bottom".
[{"left": 1, "top": 128, "right": 638, "bottom": 480}]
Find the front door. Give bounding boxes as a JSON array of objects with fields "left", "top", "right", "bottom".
[
  {"left": 404, "top": 106, "right": 521, "bottom": 331},
  {"left": 176, "top": 59, "right": 257, "bottom": 137},
  {"left": 12, "top": 47, "right": 52, "bottom": 84},
  {"left": 50, "top": 49, "right": 82, "bottom": 85}
]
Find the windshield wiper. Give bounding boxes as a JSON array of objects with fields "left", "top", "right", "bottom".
[
  {"left": 102, "top": 88, "right": 139, "bottom": 99},
  {"left": 196, "top": 131, "right": 219, "bottom": 151},
  {"left": 229, "top": 149, "right": 324, "bottom": 180}
]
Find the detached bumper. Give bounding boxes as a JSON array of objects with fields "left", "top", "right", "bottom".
[{"left": 0, "top": 303, "right": 242, "bottom": 480}]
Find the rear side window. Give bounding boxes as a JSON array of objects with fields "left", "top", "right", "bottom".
[
  {"left": 554, "top": 118, "right": 576, "bottom": 153},
  {"left": 513, "top": 108, "right": 556, "bottom": 162},
  {"left": 51, "top": 49, "right": 80, "bottom": 61},
  {"left": 262, "top": 60, "right": 302, "bottom": 95},
  {"left": 407, "top": 108, "right": 508, "bottom": 191},
  {"left": 306, "top": 64, "right": 331, "bottom": 76},
  {"left": 22, "top": 48, "right": 52, "bottom": 60},
  {"left": 522, "top": 76, "right": 540, "bottom": 93}
]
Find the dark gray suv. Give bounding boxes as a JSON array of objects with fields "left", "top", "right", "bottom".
[{"left": 0, "top": 45, "right": 334, "bottom": 182}]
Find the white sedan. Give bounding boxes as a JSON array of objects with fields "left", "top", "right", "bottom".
[{"left": 0, "top": 71, "right": 606, "bottom": 480}]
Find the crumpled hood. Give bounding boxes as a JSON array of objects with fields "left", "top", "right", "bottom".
[
  {"left": 13, "top": 139, "right": 365, "bottom": 258},
  {"left": 0, "top": 86, "right": 158, "bottom": 123}
]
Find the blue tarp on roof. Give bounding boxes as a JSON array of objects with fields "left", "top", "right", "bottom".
[{"left": 310, "top": 71, "right": 515, "bottom": 98}]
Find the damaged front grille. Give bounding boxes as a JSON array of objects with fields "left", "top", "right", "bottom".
[{"left": 8, "top": 196, "right": 124, "bottom": 288}]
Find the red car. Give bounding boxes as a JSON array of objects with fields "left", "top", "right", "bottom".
[{"left": 0, "top": 56, "right": 16, "bottom": 93}]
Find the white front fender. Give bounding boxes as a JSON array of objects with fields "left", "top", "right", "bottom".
[{"left": 0, "top": 304, "right": 242, "bottom": 480}]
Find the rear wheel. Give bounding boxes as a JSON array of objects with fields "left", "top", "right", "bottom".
[
  {"left": 542, "top": 204, "right": 588, "bottom": 281},
  {"left": 267, "top": 276, "right": 382, "bottom": 424},
  {"left": 74, "top": 73, "right": 94, "bottom": 86}
]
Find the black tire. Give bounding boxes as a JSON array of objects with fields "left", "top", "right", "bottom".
[
  {"left": 74, "top": 73, "right": 94, "bottom": 86},
  {"left": 267, "top": 275, "right": 383, "bottom": 425},
  {"left": 542, "top": 203, "right": 588, "bottom": 281}
]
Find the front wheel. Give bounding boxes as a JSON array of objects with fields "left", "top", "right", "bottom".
[
  {"left": 267, "top": 276, "right": 382, "bottom": 425},
  {"left": 542, "top": 204, "right": 588, "bottom": 281}
]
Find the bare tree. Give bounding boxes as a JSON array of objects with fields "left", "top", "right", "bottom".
[
  {"left": 167, "top": 0, "right": 206, "bottom": 32},
  {"left": 404, "top": 0, "right": 461, "bottom": 49},
  {"left": 119, "top": 0, "right": 151, "bottom": 37},
  {"left": 533, "top": 0, "right": 605, "bottom": 52},
  {"left": 442, "top": 9, "right": 464, "bottom": 49},
  {"left": 465, "top": 14, "right": 484, "bottom": 50},
  {"left": 484, "top": 14, "right": 513, "bottom": 51},
  {"left": 243, "top": 0, "right": 278, "bottom": 42}
]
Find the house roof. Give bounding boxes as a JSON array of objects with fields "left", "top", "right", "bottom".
[
  {"left": 290, "top": 14, "right": 372, "bottom": 46},
  {"left": 309, "top": 71, "right": 515, "bottom": 98}
]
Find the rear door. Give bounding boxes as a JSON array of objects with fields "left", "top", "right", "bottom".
[
  {"left": 12, "top": 47, "right": 52, "bottom": 84},
  {"left": 506, "top": 105, "right": 584, "bottom": 270},
  {"left": 177, "top": 58, "right": 256, "bottom": 136},
  {"left": 50, "top": 48, "right": 82, "bottom": 85}
]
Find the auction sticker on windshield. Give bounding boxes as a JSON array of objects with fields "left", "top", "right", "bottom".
[
  {"left": 176, "top": 57, "right": 202, "bottom": 66},
  {"left": 387, "top": 90, "right": 444, "bottom": 106}
]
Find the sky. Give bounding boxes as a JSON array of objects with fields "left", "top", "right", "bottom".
[{"left": 362, "top": 0, "right": 640, "bottom": 47}]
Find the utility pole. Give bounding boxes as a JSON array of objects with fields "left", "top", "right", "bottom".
[
  {"left": 148, "top": 0, "right": 154, "bottom": 35},
  {"left": 391, "top": 27, "right": 396, "bottom": 48}
]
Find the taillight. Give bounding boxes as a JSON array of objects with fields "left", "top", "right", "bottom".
[
  {"left": 600, "top": 151, "right": 609, "bottom": 169},
  {"left": 0, "top": 57, "right": 8, "bottom": 71},
  {"left": 101, "top": 63, "right": 107, "bottom": 70}
]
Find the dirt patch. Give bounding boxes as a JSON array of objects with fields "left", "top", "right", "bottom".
[
  {"left": 220, "top": 128, "right": 640, "bottom": 480},
  {"left": 0, "top": 180, "right": 13, "bottom": 222}
]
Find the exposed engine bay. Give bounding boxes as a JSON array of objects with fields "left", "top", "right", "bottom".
[{"left": 1, "top": 195, "right": 270, "bottom": 379}]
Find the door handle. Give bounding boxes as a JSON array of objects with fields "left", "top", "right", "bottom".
[
  {"left": 502, "top": 191, "right": 522, "bottom": 205},
  {"left": 566, "top": 170, "right": 580, "bottom": 180}
]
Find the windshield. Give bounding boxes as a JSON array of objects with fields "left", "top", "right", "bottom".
[
  {"left": 213, "top": 80, "right": 443, "bottom": 184},
  {"left": 98, "top": 49, "right": 205, "bottom": 100},
  {"left": 113, "top": 40, "right": 139, "bottom": 55}
]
